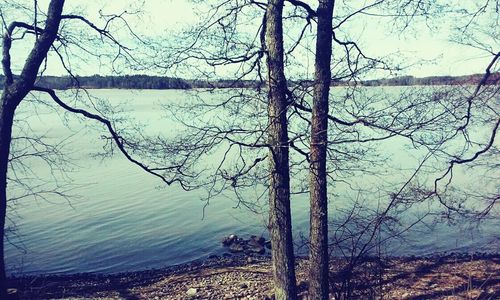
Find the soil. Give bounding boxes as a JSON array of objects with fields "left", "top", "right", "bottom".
[{"left": 8, "top": 253, "right": 500, "bottom": 299}]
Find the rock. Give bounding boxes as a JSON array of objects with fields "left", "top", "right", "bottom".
[
  {"left": 240, "top": 282, "right": 249, "bottom": 289},
  {"left": 249, "top": 236, "right": 265, "bottom": 246},
  {"left": 245, "top": 236, "right": 266, "bottom": 254},
  {"left": 229, "top": 242, "right": 245, "bottom": 253},
  {"left": 7, "top": 289, "right": 19, "bottom": 300},
  {"left": 222, "top": 234, "right": 238, "bottom": 246},
  {"left": 222, "top": 252, "right": 232, "bottom": 258},
  {"left": 247, "top": 243, "right": 265, "bottom": 254},
  {"left": 223, "top": 234, "right": 269, "bottom": 255},
  {"left": 186, "top": 287, "right": 198, "bottom": 296}
]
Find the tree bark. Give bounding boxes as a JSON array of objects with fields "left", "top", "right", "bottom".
[
  {"left": 0, "top": 0, "right": 65, "bottom": 297},
  {"left": 0, "top": 93, "right": 15, "bottom": 299},
  {"left": 265, "top": 1, "right": 297, "bottom": 299},
  {"left": 309, "top": 1, "right": 334, "bottom": 299}
]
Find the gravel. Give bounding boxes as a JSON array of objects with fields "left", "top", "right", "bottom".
[{"left": 9, "top": 253, "right": 499, "bottom": 299}]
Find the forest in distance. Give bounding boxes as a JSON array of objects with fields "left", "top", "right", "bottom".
[{"left": 1, "top": 72, "right": 499, "bottom": 90}]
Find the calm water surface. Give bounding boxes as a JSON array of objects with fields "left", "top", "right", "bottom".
[{"left": 5, "top": 89, "right": 499, "bottom": 275}]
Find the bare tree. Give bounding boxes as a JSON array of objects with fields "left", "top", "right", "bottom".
[
  {"left": 0, "top": 1, "right": 187, "bottom": 296},
  {"left": 308, "top": 1, "right": 334, "bottom": 299},
  {"left": 0, "top": 2, "right": 65, "bottom": 296},
  {"left": 266, "top": 1, "right": 298, "bottom": 299}
]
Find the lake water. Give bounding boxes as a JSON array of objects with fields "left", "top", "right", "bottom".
[{"left": 5, "top": 88, "right": 499, "bottom": 275}]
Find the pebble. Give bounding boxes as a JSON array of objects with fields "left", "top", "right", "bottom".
[{"left": 186, "top": 287, "right": 198, "bottom": 296}]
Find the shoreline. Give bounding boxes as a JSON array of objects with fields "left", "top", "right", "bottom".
[{"left": 9, "top": 252, "right": 499, "bottom": 299}]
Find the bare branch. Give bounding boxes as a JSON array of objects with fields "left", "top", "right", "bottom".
[{"left": 31, "top": 86, "right": 189, "bottom": 190}]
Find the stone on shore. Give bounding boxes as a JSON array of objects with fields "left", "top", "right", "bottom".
[
  {"left": 222, "top": 234, "right": 268, "bottom": 255},
  {"left": 229, "top": 242, "right": 245, "bottom": 253},
  {"left": 186, "top": 287, "right": 197, "bottom": 297},
  {"left": 222, "top": 234, "right": 238, "bottom": 246},
  {"left": 246, "top": 243, "right": 265, "bottom": 255}
]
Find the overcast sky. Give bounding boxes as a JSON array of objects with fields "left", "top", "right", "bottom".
[{"left": 3, "top": 0, "right": 498, "bottom": 78}]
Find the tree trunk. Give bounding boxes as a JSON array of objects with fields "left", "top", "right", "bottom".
[
  {"left": 309, "top": 1, "right": 334, "bottom": 299},
  {"left": 0, "top": 93, "right": 15, "bottom": 299},
  {"left": 265, "top": 1, "right": 297, "bottom": 299}
]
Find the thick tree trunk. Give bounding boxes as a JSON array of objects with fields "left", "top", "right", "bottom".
[
  {"left": 0, "top": 0, "right": 65, "bottom": 297},
  {"left": 265, "top": 1, "right": 297, "bottom": 299},
  {"left": 0, "top": 93, "right": 15, "bottom": 299},
  {"left": 309, "top": 1, "right": 334, "bottom": 299}
]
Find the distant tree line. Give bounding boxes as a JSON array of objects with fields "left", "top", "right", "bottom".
[
  {"left": 1, "top": 73, "right": 497, "bottom": 91},
  {"left": 0, "top": 75, "right": 263, "bottom": 90},
  {"left": 360, "top": 73, "right": 500, "bottom": 86},
  {"left": 0, "top": 75, "right": 191, "bottom": 90}
]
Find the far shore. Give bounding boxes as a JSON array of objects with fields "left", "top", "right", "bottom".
[
  {"left": 8, "top": 252, "right": 499, "bottom": 299},
  {"left": 2, "top": 72, "right": 498, "bottom": 91}
]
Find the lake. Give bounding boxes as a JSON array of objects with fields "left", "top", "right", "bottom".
[{"left": 5, "top": 88, "right": 499, "bottom": 275}]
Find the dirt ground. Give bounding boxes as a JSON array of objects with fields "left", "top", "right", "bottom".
[{"left": 9, "top": 253, "right": 500, "bottom": 299}]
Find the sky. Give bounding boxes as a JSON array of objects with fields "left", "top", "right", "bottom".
[{"left": 2, "top": 0, "right": 498, "bottom": 78}]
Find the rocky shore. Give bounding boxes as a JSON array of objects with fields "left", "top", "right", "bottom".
[{"left": 8, "top": 251, "right": 499, "bottom": 299}]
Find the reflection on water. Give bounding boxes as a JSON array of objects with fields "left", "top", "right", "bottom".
[{"left": 5, "top": 89, "right": 498, "bottom": 275}]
